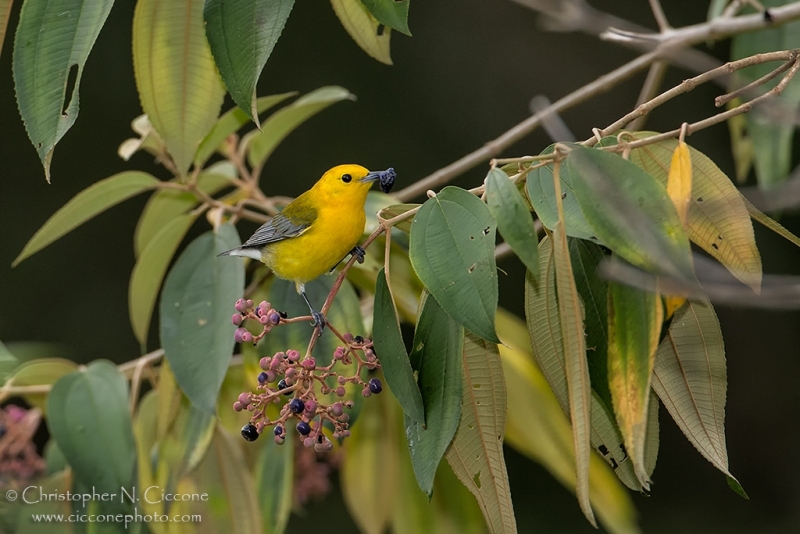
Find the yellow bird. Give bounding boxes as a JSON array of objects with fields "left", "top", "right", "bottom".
[{"left": 220, "top": 164, "right": 396, "bottom": 328}]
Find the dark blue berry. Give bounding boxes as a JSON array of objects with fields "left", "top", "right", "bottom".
[
  {"left": 354, "top": 335, "right": 364, "bottom": 343},
  {"left": 289, "top": 398, "right": 305, "bottom": 414},
  {"left": 368, "top": 378, "right": 383, "bottom": 394},
  {"left": 274, "top": 425, "right": 283, "bottom": 436},
  {"left": 257, "top": 372, "right": 268, "bottom": 384},
  {"left": 297, "top": 421, "right": 311, "bottom": 435},
  {"left": 277, "top": 379, "right": 292, "bottom": 395},
  {"left": 241, "top": 423, "right": 259, "bottom": 441}
]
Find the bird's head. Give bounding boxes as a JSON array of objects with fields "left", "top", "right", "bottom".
[{"left": 313, "top": 164, "right": 396, "bottom": 204}]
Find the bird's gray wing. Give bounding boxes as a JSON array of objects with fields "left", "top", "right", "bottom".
[{"left": 240, "top": 212, "right": 311, "bottom": 248}]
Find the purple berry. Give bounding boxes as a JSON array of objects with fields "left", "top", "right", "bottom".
[
  {"left": 297, "top": 421, "right": 311, "bottom": 435},
  {"left": 362, "top": 387, "right": 372, "bottom": 397},
  {"left": 241, "top": 330, "right": 253, "bottom": 343},
  {"left": 341, "top": 429, "right": 351, "bottom": 438},
  {"left": 331, "top": 403, "right": 343, "bottom": 417},
  {"left": 246, "top": 299, "right": 254, "bottom": 309},
  {"left": 335, "top": 386, "right": 346, "bottom": 397},
  {"left": 304, "top": 400, "right": 317, "bottom": 413},
  {"left": 274, "top": 435, "right": 285, "bottom": 445},
  {"left": 259, "top": 357, "right": 271, "bottom": 370},
  {"left": 303, "top": 437, "right": 315, "bottom": 448},
  {"left": 343, "top": 332, "right": 354, "bottom": 343},
  {"left": 234, "top": 327, "right": 248, "bottom": 343},
  {"left": 285, "top": 368, "right": 297, "bottom": 380},
  {"left": 257, "top": 372, "right": 268, "bottom": 384},
  {"left": 287, "top": 350, "right": 300, "bottom": 362},
  {"left": 354, "top": 335, "right": 364, "bottom": 343},
  {"left": 277, "top": 379, "right": 291, "bottom": 395},
  {"left": 232, "top": 313, "right": 243, "bottom": 326},
  {"left": 241, "top": 423, "right": 259, "bottom": 441},
  {"left": 257, "top": 301, "right": 270, "bottom": 316},
  {"left": 333, "top": 347, "right": 345, "bottom": 360},
  {"left": 274, "top": 425, "right": 283, "bottom": 436},
  {"left": 233, "top": 401, "right": 243, "bottom": 412},
  {"left": 289, "top": 399, "right": 305, "bottom": 414},
  {"left": 238, "top": 392, "right": 250, "bottom": 406},
  {"left": 265, "top": 371, "right": 276, "bottom": 383},
  {"left": 337, "top": 376, "right": 347, "bottom": 385},
  {"left": 301, "top": 357, "right": 316, "bottom": 370},
  {"left": 340, "top": 413, "right": 350, "bottom": 422},
  {"left": 368, "top": 378, "right": 383, "bottom": 394},
  {"left": 235, "top": 298, "right": 248, "bottom": 312},
  {"left": 269, "top": 312, "right": 281, "bottom": 325},
  {"left": 259, "top": 315, "right": 270, "bottom": 325}
]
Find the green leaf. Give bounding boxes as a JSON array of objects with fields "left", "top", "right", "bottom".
[
  {"left": 526, "top": 144, "right": 599, "bottom": 242},
  {"left": 372, "top": 269, "right": 425, "bottom": 423},
  {"left": 129, "top": 214, "right": 198, "bottom": 345},
  {"left": 406, "top": 296, "right": 464, "bottom": 497},
  {"left": 247, "top": 86, "right": 355, "bottom": 169},
  {"left": 13, "top": 0, "right": 113, "bottom": 182},
  {"left": 0, "top": 340, "right": 18, "bottom": 383},
  {"left": 499, "top": 340, "right": 640, "bottom": 534},
  {"left": 254, "top": 424, "right": 294, "bottom": 534},
  {"left": 194, "top": 93, "right": 297, "bottom": 166},
  {"left": 47, "top": 361, "right": 135, "bottom": 512},
  {"left": 13, "top": 172, "right": 159, "bottom": 266},
  {"left": 378, "top": 203, "right": 420, "bottom": 234},
  {"left": 16, "top": 469, "right": 74, "bottom": 534},
  {"left": 644, "top": 390, "right": 660, "bottom": 479},
  {"left": 743, "top": 193, "right": 800, "bottom": 248},
  {"left": 410, "top": 186, "right": 500, "bottom": 343},
  {"left": 485, "top": 168, "right": 539, "bottom": 275},
  {"left": 607, "top": 280, "right": 662, "bottom": 489},
  {"left": 0, "top": 358, "right": 79, "bottom": 413},
  {"left": 204, "top": 0, "right": 295, "bottom": 126},
  {"left": 259, "top": 275, "right": 363, "bottom": 367},
  {"left": 0, "top": 0, "right": 12, "bottom": 61},
  {"left": 342, "top": 382, "right": 399, "bottom": 534},
  {"left": 732, "top": 0, "right": 800, "bottom": 189},
  {"left": 160, "top": 225, "right": 245, "bottom": 414},
  {"left": 361, "top": 0, "right": 411, "bottom": 36},
  {"left": 133, "top": 0, "right": 226, "bottom": 176},
  {"left": 652, "top": 300, "right": 743, "bottom": 492},
  {"left": 568, "top": 238, "right": 612, "bottom": 409},
  {"left": 601, "top": 133, "right": 762, "bottom": 291},
  {"left": 552, "top": 222, "right": 596, "bottom": 527},
  {"left": 135, "top": 170, "right": 232, "bottom": 257},
  {"left": 331, "top": 0, "right": 392, "bottom": 64},
  {"left": 524, "top": 238, "right": 641, "bottom": 491},
  {"left": 445, "top": 333, "right": 517, "bottom": 534},
  {"left": 192, "top": 425, "right": 263, "bottom": 534},
  {"left": 567, "top": 145, "right": 695, "bottom": 283}
]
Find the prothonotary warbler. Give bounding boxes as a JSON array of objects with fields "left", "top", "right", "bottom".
[{"left": 220, "top": 164, "right": 396, "bottom": 329}]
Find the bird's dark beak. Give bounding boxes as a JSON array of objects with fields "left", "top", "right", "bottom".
[{"left": 361, "top": 168, "right": 396, "bottom": 193}]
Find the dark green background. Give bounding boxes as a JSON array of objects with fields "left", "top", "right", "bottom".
[{"left": 2, "top": 1, "right": 800, "bottom": 532}]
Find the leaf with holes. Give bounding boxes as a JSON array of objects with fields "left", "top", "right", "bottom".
[
  {"left": 373, "top": 269, "right": 425, "bottom": 424},
  {"left": 652, "top": 300, "right": 744, "bottom": 495},
  {"left": 410, "top": 186, "right": 499, "bottom": 343},
  {"left": 13, "top": 172, "right": 159, "bottom": 267},
  {"left": 160, "top": 225, "right": 244, "bottom": 414},
  {"left": 445, "top": 333, "right": 516, "bottom": 534},
  {"left": 331, "top": 0, "right": 392, "bottom": 64},
  {"left": 133, "top": 0, "right": 226, "bottom": 176},
  {"left": 600, "top": 132, "right": 762, "bottom": 291},
  {"left": 406, "top": 296, "right": 463, "bottom": 497},
  {"left": 204, "top": 0, "right": 295, "bottom": 125},
  {"left": 13, "top": 0, "right": 113, "bottom": 181}
]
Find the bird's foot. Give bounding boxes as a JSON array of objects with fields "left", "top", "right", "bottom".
[
  {"left": 311, "top": 310, "right": 326, "bottom": 333},
  {"left": 350, "top": 245, "right": 366, "bottom": 264}
]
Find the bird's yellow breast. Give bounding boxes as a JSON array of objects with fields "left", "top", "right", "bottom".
[{"left": 264, "top": 203, "right": 366, "bottom": 283}]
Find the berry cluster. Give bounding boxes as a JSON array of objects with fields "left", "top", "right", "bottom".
[
  {"left": 0, "top": 406, "right": 46, "bottom": 486},
  {"left": 231, "top": 298, "right": 284, "bottom": 344},
  {"left": 231, "top": 299, "right": 383, "bottom": 449}
]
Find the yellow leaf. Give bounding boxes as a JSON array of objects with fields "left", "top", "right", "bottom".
[
  {"left": 667, "top": 141, "right": 693, "bottom": 228},
  {"left": 330, "top": 0, "right": 392, "bottom": 65}
]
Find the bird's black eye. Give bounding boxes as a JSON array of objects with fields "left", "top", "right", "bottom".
[{"left": 341, "top": 174, "right": 352, "bottom": 183}]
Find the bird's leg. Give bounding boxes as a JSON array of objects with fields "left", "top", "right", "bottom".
[
  {"left": 301, "top": 290, "right": 326, "bottom": 332},
  {"left": 349, "top": 245, "right": 366, "bottom": 264}
]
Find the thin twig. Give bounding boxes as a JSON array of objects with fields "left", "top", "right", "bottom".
[
  {"left": 716, "top": 58, "right": 795, "bottom": 106},
  {"left": 627, "top": 60, "right": 668, "bottom": 131},
  {"left": 648, "top": 0, "right": 671, "bottom": 31}
]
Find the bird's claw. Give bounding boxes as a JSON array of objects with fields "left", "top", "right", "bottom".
[
  {"left": 311, "top": 311, "right": 326, "bottom": 333},
  {"left": 350, "top": 245, "right": 366, "bottom": 264}
]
